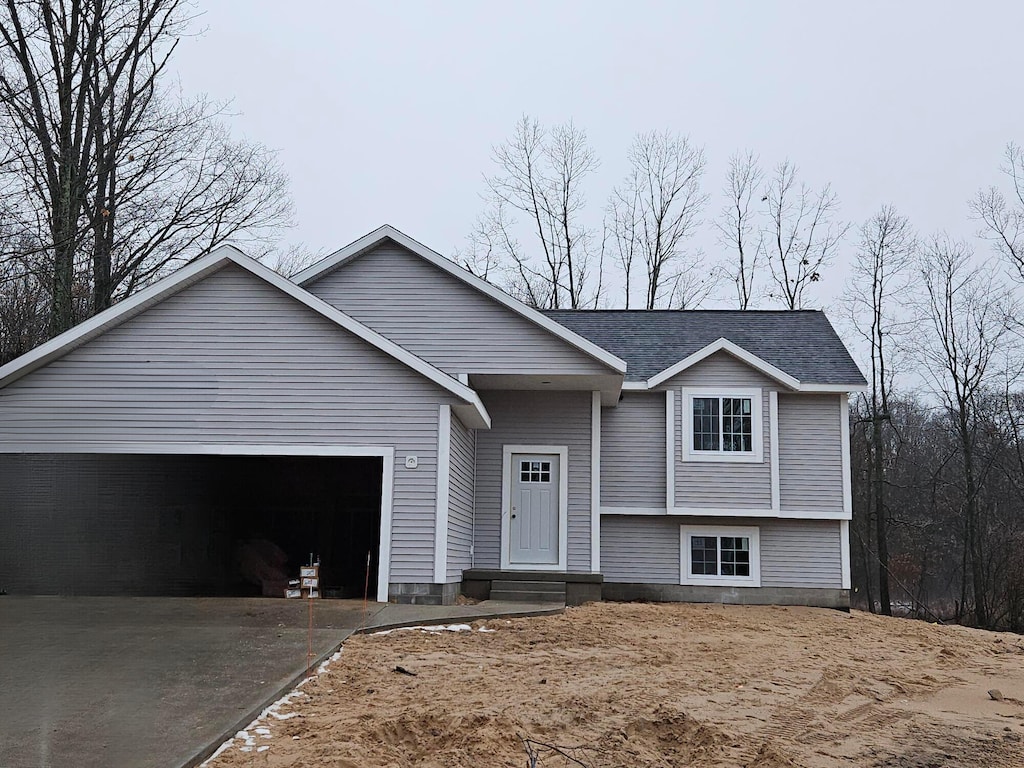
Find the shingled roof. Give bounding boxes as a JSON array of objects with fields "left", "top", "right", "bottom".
[{"left": 541, "top": 309, "right": 867, "bottom": 387}]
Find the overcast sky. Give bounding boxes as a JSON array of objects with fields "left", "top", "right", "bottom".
[{"left": 172, "top": 1, "right": 1024, "bottom": 312}]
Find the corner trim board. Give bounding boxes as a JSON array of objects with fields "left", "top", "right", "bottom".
[
  {"left": 840, "top": 394, "right": 852, "bottom": 516},
  {"left": 433, "top": 404, "right": 452, "bottom": 583},
  {"left": 665, "top": 390, "right": 675, "bottom": 510},
  {"left": 591, "top": 391, "right": 601, "bottom": 573},
  {"left": 378, "top": 450, "right": 395, "bottom": 603},
  {"left": 840, "top": 519, "right": 852, "bottom": 589},
  {"left": 769, "top": 390, "right": 781, "bottom": 513}
]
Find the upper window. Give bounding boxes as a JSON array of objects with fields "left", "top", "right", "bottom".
[
  {"left": 683, "top": 389, "right": 763, "bottom": 463},
  {"left": 520, "top": 460, "right": 551, "bottom": 483}
]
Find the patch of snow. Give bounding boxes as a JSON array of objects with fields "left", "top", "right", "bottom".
[
  {"left": 317, "top": 648, "right": 344, "bottom": 675},
  {"left": 200, "top": 647, "right": 346, "bottom": 764},
  {"left": 201, "top": 738, "right": 236, "bottom": 765},
  {"left": 372, "top": 623, "right": 476, "bottom": 636}
]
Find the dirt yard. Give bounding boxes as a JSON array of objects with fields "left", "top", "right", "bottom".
[{"left": 207, "top": 602, "right": 1024, "bottom": 767}]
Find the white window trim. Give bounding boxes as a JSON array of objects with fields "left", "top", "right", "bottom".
[
  {"left": 680, "top": 525, "right": 761, "bottom": 587},
  {"left": 500, "top": 444, "right": 569, "bottom": 571},
  {"left": 680, "top": 387, "right": 764, "bottom": 463}
]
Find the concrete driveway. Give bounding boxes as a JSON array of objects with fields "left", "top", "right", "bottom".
[{"left": 0, "top": 597, "right": 382, "bottom": 768}]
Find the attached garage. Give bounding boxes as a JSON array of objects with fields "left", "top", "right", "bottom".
[
  {"left": 0, "top": 248, "right": 489, "bottom": 603},
  {"left": 0, "top": 452, "right": 384, "bottom": 598}
]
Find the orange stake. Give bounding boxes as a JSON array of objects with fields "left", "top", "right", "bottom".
[
  {"left": 307, "top": 594, "right": 314, "bottom": 677},
  {"left": 362, "top": 549, "right": 371, "bottom": 629}
]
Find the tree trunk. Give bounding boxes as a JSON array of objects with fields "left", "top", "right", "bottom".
[{"left": 873, "top": 415, "right": 892, "bottom": 615}]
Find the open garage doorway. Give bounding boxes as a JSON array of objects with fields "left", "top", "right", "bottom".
[
  {"left": 0, "top": 451, "right": 388, "bottom": 600},
  {"left": 220, "top": 455, "right": 383, "bottom": 598}
]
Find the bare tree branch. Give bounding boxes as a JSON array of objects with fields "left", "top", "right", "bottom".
[
  {"left": 715, "top": 150, "right": 764, "bottom": 309},
  {"left": 763, "top": 160, "right": 848, "bottom": 309},
  {"left": 609, "top": 130, "right": 711, "bottom": 309}
]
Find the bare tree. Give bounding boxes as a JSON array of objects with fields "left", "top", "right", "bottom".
[
  {"left": 763, "top": 160, "right": 848, "bottom": 309},
  {"left": 609, "top": 130, "right": 711, "bottom": 309},
  {"left": 847, "top": 206, "right": 917, "bottom": 614},
  {"left": 476, "top": 115, "right": 600, "bottom": 309},
  {"left": 715, "top": 150, "right": 764, "bottom": 309},
  {"left": 0, "top": 0, "right": 292, "bottom": 337},
  {"left": 919, "top": 236, "right": 1017, "bottom": 627},
  {"left": 972, "top": 142, "right": 1024, "bottom": 283},
  {"left": 606, "top": 184, "right": 639, "bottom": 309}
]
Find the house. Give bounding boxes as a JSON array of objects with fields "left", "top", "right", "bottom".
[{"left": 0, "top": 225, "right": 866, "bottom": 607}]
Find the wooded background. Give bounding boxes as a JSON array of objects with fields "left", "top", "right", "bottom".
[{"left": 2, "top": 0, "right": 1022, "bottom": 631}]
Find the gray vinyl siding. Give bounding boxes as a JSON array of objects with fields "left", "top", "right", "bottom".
[
  {"left": 760, "top": 519, "right": 843, "bottom": 587},
  {"left": 473, "top": 390, "right": 592, "bottom": 572},
  {"left": 661, "top": 352, "right": 774, "bottom": 510},
  {"left": 600, "top": 516, "right": 681, "bottom": 584},
  {"left": 777, "top": 394, "right": 845, "bottom": 513},
  {"left": 600, "top": 515, "right": 843, "bottom": 588},
  {"left": 304, "top": 243, "right": 609, "bottom": 376},
  {"left": 600, "top": 393, "right": 665, "bottom": 508},
  {"left": 0, "top": 264, "right": 458, "bottom": 583},
  {"left": 447, "top": 412, "right": 476, "bottom": 581}
]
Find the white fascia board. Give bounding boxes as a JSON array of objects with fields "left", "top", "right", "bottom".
[
  {"left": 800, "top": 383, "right": 869, "bottom": 393},
  {"left": 0, "top": 243, "right": 492, "bottom": 429},
  {"left": 646, "top": 338, "right": 801, "bottom": 390},
  {"left": 294, "top": 225, "right": 628, "bottom": 375}
]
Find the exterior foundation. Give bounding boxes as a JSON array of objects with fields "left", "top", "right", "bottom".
[
  {"left": 602, "top": 582, "right": 850, "bottom": 610},
  {"left": 387, "top": 582, "right": 461, "bottom": 606}
]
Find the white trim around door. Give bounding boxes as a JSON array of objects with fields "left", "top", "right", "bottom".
[{"left": 500, "top": 444, "right": 569, "bottom": 571}]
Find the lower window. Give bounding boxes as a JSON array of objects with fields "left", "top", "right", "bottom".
[{"left": 680, "top": 526, "right": 761, "bottom": 587}]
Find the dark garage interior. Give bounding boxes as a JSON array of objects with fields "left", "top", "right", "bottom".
[{"left": 0, "top": 453, "right": 383, "bottom": 597}]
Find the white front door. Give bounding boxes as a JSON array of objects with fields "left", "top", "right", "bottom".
[{"left": 509, "top": 453, "right": 560, "bottom": 565}]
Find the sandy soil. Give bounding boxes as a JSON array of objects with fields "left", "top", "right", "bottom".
[{"left": 207, "top": 602, "right": 1024, "bottom": 767}]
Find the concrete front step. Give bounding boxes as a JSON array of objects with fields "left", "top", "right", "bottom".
[
  {"left": 490, "top": 589, "right": 566, "bottom": 603},
  {"left": 491, "top": 579, "right": 566, "bottom": 593}
]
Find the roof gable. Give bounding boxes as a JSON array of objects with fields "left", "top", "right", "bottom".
[
  {"left": 646, "top": 338, "right": 800, "bottom": 389},
  {"left": 543, "top": 310, "right": 867, "bottom": 390},
  {"left": 0, "top": 245, "right": 490, "bottom": 427},
  {"left": 293, "top": 225, "right": 627, "bottom": 375}
]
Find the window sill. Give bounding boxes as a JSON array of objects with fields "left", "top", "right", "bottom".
[
  {"left": 681, "top": 575, "right": 762, "bottom": 588},
  {"left": 682, "top": 451, "right": 764, "bottom": 464}
]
